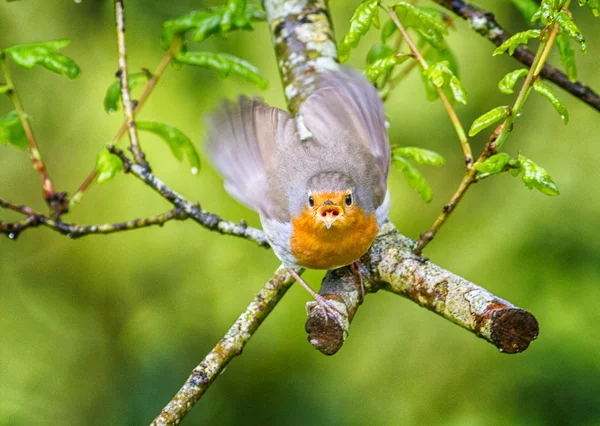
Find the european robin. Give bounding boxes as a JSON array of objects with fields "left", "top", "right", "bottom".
[{"left": 206, "top": 68, "right": 390, "bottom": 324}]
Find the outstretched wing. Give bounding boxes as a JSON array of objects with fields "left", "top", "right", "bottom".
[
  {"left": 298, "top": 68, "right": 390, "bottom": 187},
  {"left": 205, "top": 96, "right": 296, "bottom": 220}
]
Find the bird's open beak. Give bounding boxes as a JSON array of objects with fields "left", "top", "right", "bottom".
[{"left": 316, "top": 205, "right": 343, "bottom": 229}]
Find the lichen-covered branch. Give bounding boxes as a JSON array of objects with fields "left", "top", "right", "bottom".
[
  {"left": 306, "top": 222, "right": 539, "bottom": 355},
  {"left": 434, "top": 0, "right": 600, "bottom": 112},
  {"left": 150, "top": 267, "right": 295, "bottom": 426}
]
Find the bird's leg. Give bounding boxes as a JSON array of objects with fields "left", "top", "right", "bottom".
[
  {"left": 351, "top": 261, "right": 370, "bottom": 304},
  {"left": 287, "top": 268, "right": 345, "bottom": 326}
]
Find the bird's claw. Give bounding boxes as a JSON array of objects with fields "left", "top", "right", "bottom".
[{"left": 306, "top": 294, "right": 345, "bottom": 327}]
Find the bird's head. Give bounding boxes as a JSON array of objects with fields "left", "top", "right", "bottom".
[{"left": 306, "top": 190, "right": 354, "bottom": 230}]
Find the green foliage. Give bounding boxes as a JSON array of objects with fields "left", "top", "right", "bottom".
[
  {"left": 395, "top": 3, "right": 448, "bottom": 50},
  {"left": 533, "top": 81, "right": 569, "bottom": 124},
  {"left": 0, "top": 85, "right": 9, "bottom": 95},
  {"left": 556, "top": 33, "right": 577, "bottom": 82},
  {"left": 468, "top": 106, "right": 510, "bottom": 137},
  {"left": 474, "top": 153, "right": 516, "bottom": 175},
  {"left": 0, "top": 110, "right": 28, "bottom": 149},
  {"left": 103, "top": 72, "right": 149, "bottom": 114},
  {"left": 365, "top": 54, "right": 410, "bottom": 82},
  {"left": 161, "top": 1, "right": 263, "bottom": 48},
  {"left": 578, "top": 0, "right": 600, "bottom": 16},
  {"left": 2, "top": 40, "right": 80, "bottom": 79},
  {"left": 423, "top": 61, "right": 466, "bottom": 104},
  {"left": 175, "top": 52, "right": 267, "bottom": 89},
  {"left": 555, "top": 11, "right": 587, "bottom": 54},
  {"left": 518, "top": 154, "right": 560, "bottom": 195},
  {"left": 366, "top": 43, "right": 397, "bottom": 65},
  {"left": 137, "top": 121, "right": 200, "bottom": 174},
  {"left": 339, "top": 0, "right": 380, "bottom": 62},
  {"left": 95, "top": 147, "right": 124, "bottom": 184},
  {"left": 538, "top": 0, "right": 556, "bottom": 25},
  {"left": 498, "top": 69, "right": 528, "bottom": 94},
  {"left": 508, "top": 0, "right": 540, "bottom": 21},
  {"left": 380, "top": 19, "right": 397, "bottom": 42},
  {"left": 419, "top": 41, "right": 458, "bottom": 102},
  {"left": 392, "top": 147, "right": 445, "bottom": 202},
  {"left": 493, "top": 30, "right": 541, "bottom": 56},
  {"left": 393, "top": 146, "right": 445, "bottom": 165}
]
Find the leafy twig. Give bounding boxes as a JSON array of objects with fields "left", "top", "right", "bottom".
[
  {"left": 0, "top": 56, "right": 58, "bottom": 208},
  {"left": 434, "top": 0, "right": 600, "bottom": 112},
  {"left": 114, "top": 0, "right": 147, "bottom": 168},
  {"left": 381, "top": 3, "right": 472, "bottom": 166}
]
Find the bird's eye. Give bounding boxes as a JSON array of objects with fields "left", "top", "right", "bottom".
[
  {"left": 345, "top": 194, "right": 353, "bottom": 206},
  {"left": 308, "top": 196, "right": 314, "bottom": 207}
]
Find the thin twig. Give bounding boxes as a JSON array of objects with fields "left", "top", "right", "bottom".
[
  {"left": 434, "top": 0, "right": 600, "bottom": 112},
  {"left": 381, "top": 4, "right": 472, "bottom": 166},
  {"left": 415, "top": 15, "right": 563, "bottom": 254},
  {"left": 150, "top": 266, "right": 296, "bottom": 426},
  {"left": 0, "top": 56, "right": 58, "bottom": 208},
  {"left": 70, "top": 37, "right": 181, "bottom": 208},
  {"left": 114, "top": 0, "right": 147, "bottom": 168}
]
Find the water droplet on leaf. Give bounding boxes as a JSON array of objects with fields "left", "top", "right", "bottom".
[
  {"left": 8, "top": 233, "right": 16, "bottom": 240},
  {"left": 191, "top": 167, "right": 198, "bottom": 175},
  {"left": 108, "top": 109, "right": 115, "bottom": 115}
]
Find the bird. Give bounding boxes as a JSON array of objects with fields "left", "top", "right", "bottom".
[{"left": 205, "top": 67, "right": 391, "bottom": 325}]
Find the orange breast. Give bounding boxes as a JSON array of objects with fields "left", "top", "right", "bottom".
[{"left": 290, "top": 207, "right": 379, "bottom": 270}]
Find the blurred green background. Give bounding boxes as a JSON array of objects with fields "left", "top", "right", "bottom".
[{"left": 1, "top": 1, "right": 599, "bottom": 425}]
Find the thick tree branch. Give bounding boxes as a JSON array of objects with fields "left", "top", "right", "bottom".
[
  {"left": 434, "top": 0, "right": 600, "bottom": 112},
  {"left": 150, "top": 267, "right": 295, "bottom": 426}
]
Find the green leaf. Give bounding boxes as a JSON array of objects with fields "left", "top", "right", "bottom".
[
  {"left": 364, "top": 54, "right": 410, "bottom": 82},
  {"left": 339, "top": 0, "right": 380, "bottom": 62},
  {"left": 0, "top": 85, "right": 9, "bottom": 95},
  {"left": 473, "top": 153, "right": 516, "bottom": 175},
  {"left": 538, "top": 0, "right": 556, "bottom": 25},
  {"left": 0, "top": 110, "right": 28, "bottom": 149},
  {"left": 175, "top": 52, "right": 267, "bottom": 89},
  {"left": 493, "top": 30, "right": 541, "bottom": 56},
  {"left": 381, "top": 19, "right": 397, "bottom": 42},
  {"left": 395, "top": 3, "right": 449, "bottom": 51},
  {"left": 498, "top": 69, "right": 528, "bottom": 94},
  {"left": 95, "top": 147, "right": 124, "bottom": 184},
  {"left": 578, "top": 0, "right": 600, "bottom": 17},
  {"left": 160, "top": 3, "right": 263, "bottom": 49},
  {"left": 532, "top": 81, "right": 569, "bottom": 124},
  {"left": 392, "top": 155, "right": 433, "bottom": 202},
  {"left": 518, "top": 154, "right": 559, "bottom": 195},
  {"left": 423, "top": 61, "right": 466, "bottom": 104},
  {"left": 3, "top": 40, "right": 80, "bottom": 79},
  {"left": 137, "top": 121, "right": 200, "bottom": 174},
  {"left": 393, "top": 146, "right": 445, "bottom": 165},
  {"left": 508, "top": 0, "right": 540, "bottom": 21},
  {"left": 366, "top": 43, "right": 397, "bottom": 65},
  {"left": 468, "top": 106, "right": 510, "bottom": 137},
  {"left": 418, "top": 40, "right": 459, "bottom": 102},
  {"left": 556, "top": 33, "right": 577, "bottom": 82},
  {"left": 555, "top": 11, "right": 587, "bottom": 54},
  {"left": 103, "top": 72, "right": 149, "bottom": 114}
]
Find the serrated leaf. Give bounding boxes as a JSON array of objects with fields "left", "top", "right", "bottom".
[
  {"left": 103, "top": 72, "right": 149, "bottom": 114},
  {"left": 160, "top": 4, "right": 263, "bottom": 49},
  {"left": 366, "top": 43, "right": 397, "bottom": 65},
  {"left": 0, "top": 85, "right": 9, "bottom": 95},
  {"left": 578, "top": 0, "right": 600, "bottom": 17},
  {"left": 518, "top": 154, "right": 559, "bottom": 195},
  {"left": 381, "top": 19, "right": 397, "bottom": 42},
  {"left": 393, "top": 146, "right": 445, "bottom": 165},
  {"left": 364, "top": 54, "right": 410, "bottom": 82},
  {"left": 533, "top": 81, "right": 569, "bottom": 124},
  {"left": 555, "top": 11, "right": 587, "bottom": 54},
  {"left": 498, "top": 69, "right": 528, "bottom": 94},
  {"left": 339, "top": 0, "right": 380, "bottom": 62},
  {"left": 508, "top": 0, "right": 540, "bottom": 21},
  {"left": 538, "top": 0, "right": 556, "bottom": 25},
  {"left": 137, "top": 121, "right": 200, "bottom": 174},
  {"left": 423, "top": 61, "right": 466, "bottom": 104},
  {"left": 473, "top": 153, "right": 515, "bottom": 175},
  {"left": 3, "top": 40, "right": 80, "bottom": 79},
  {"left": 176, "top": 52, "right": 267, "bottom": 89},
  {"left": 556, "top": 33, "right": 577, "bottom": 82},
  {"left": 395, "top": 3, "right": 449, "bottom": 51},
  {"left": 95, "top": 147, "right": 124, "bottom": 184},
  {"left": 493, "top": 30, "right": 541, "bottom": 56},
  {"left": 419, "top": 40, "right": 459, "bottom": 102},
  {"left": 468, "top": 106, "right": 510, "bottom": 137},
  {"left": 0, "top": 110, "right": 28, "bottom": 149},
  {"left": 392, "top": 155, "right": 433, "bottom": 202}
]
